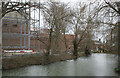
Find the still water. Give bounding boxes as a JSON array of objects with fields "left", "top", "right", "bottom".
[{"left": 2, "top": 53, "right": 118, "bottom": 76}]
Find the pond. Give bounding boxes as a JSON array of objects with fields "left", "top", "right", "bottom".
[{"left": 2, "top": 53, "right": 118, "bottom": 76}]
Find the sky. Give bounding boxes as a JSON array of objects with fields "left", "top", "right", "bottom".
[
  {"left": 5, "top": 0, "right": 117, "bottom": 42},
  {"left": 8, "top": 0, "right": 120, "bottom": 2},
  {"left": 30, "top": 1, "right": 106, "bottom": 41}
]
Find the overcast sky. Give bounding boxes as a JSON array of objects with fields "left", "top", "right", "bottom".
[
  {"left": 7, "top": 0, "right": 117, "bottom": 42},
  {"left": 30, "top": 1, "right": 106, "bottom": 41},
  {"left": 9, "top": 0, "right": 119, "bottom": 2}
]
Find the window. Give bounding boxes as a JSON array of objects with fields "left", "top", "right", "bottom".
[
  {"left": 3, "top": 24, "right": 7, "bottom": 27},
  {"left": 13, "top": 24, "right": 17, "bottom": 27}
]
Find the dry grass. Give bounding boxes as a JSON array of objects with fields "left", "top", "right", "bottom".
[{"left": 2, "top": 52, "right": 85, "bottom": 70}]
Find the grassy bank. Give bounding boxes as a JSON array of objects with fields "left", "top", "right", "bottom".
[{"left": 2, "top": 52, "right": 85, "bottom": 70}]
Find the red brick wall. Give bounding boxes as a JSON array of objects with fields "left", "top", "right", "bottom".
[
  {"left": 2, "top": 20, "right": 28, "bottom": 34},
  {"left": 26, "top": 33, "right": 74, "bottom": 53},
  {"left": 2, "top": 18, "right": 74, "bottom": 52},
  {"left": 2, "top": 19, "right": 29, "bottom": 50}
]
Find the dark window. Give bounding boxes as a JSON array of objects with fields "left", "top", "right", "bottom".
[
  {"left": 3, "top": 24, "right": 7, "bottom": 27},
  {"left": 13, "top": 24, "right": 17, "bottom": 27}
]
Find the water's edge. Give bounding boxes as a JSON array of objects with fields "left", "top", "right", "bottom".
[
  {"left": 3, "top": 53, "right": 118, "bottom": 76},
  {"left": 2, "top": 53, "right": 85, "bottom": 70}
]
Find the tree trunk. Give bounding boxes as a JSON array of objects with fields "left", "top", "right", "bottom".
[
  {"left": 0, "top": 2, "right": 2, "bottom": 70},
  {"left": 63, "top": 32, "right": 68, "bottom": 52},
  {"left": 116, "top": 2, "right": 120, "bottom": 69},
  {"left": 73, "top": 39, "right": 78, "bottom": 57},
  {"left": 118, "top": 22, "right": 120, "bottom": 68},
  {"left": 54, "top": 35, "right": 59, "bottom": 53},
  {"left": 47, "top": 28, "right": 53, "bottom": 55},
  {"left": 44, "top": 28, "right": 53, "bottom": 64}
]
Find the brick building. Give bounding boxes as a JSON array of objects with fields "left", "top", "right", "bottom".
[
  {"left": 2, "top": 11, "right": 29, "bottom": 50},
  {"left": 2, "top": 12, "right": 74, "bottom": 53},
  {"left": 30, "top": 29, "right": 74, "bottom": 53}
]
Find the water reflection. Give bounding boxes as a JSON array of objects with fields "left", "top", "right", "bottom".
[{"left": 3, "top": 53, "right": 118, "bottom": 76}]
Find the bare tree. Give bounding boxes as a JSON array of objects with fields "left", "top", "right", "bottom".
[
  {"left": 93, "top": 1, "right": 120, "bottom": 70},
  {"left": 1, "top": 2, "right": 45, "bottom": 18},
  {"left": 105, "top": 1, "right": 120, "bottom": 71},
  {"left": 41, "top": 2, "right": 73, "bottom": 54},
  {"left": 70, "top": 3, "right": 94, "bottom": 56}
]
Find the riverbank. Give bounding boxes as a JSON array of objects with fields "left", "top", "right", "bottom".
[
  {"left": 3, "top": 53, "right": 118, "bottom": 76},
  {"left": 2, "top": 52, "right": 85, "bottom": 70},
  {"left": 93, "top": 51, "right": 117, "bottom": 54}
]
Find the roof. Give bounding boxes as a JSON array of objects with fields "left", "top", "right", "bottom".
[{"left": 3, "top": 11, "right": 27, "bottom": 22}]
